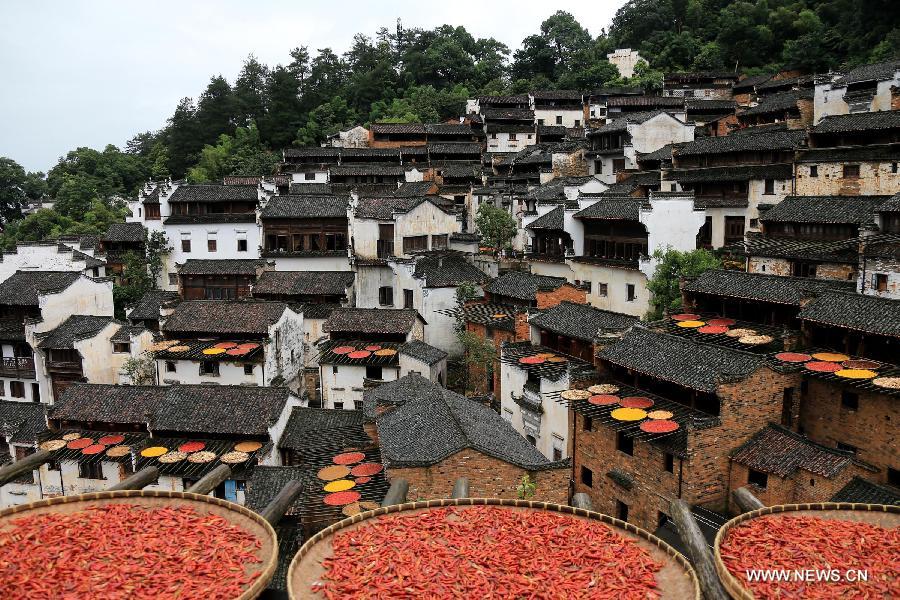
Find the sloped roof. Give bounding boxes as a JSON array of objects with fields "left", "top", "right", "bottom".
[
  {"left": 574, "top": 196, "right": 648, "bottom": 221},
  {"left": 0, "top": 400, "right": 46, "bottom": 444},
  {"left": 590, "top": 110, "right": 676, "bottom": 135},
  {"left": 738, "top": 233, "right": 859, "bottom": 263},
  {"left": 879, "top": 193, "right": 900, "bottom": 212},
  {"left": 399, "top": 340, "right": 448, "bottom": 365},
  {"left": 425, "top": 123, "right": 478, "bottom": 135},
  {"left": 391, "top": 181, "right": 435, "bottom": 197},
  {"left": 128, "top": 290, "right": 180, "bottom": 322},
  {"left": 831, "top": 477, "right": 900, "bottom": 505},
  {"left": 485, "top": 271, "right": 567, "bottom": 302},
  {"left": 374, "top": 374, "right": 561, "bottom": 469},
  {"left": 37, "top": 315, "right": 116, "bottom": 349},
  {"left": 731, "top": 424, "right": 853, "bottom": 478},
  {"left": 177, "top": 259, "right": 264, "bottom": 275},
  {"left": 162, "top": 300, "right": 288, "bottom": 336},
  {"left": 760, "top": 195, "right": 887, "bottom": 226},
  {"left": 168, "top": 185, "right": 258, "bottom": 202},
  {"left": 278, "top": 407, "right": 367, "bottom": 450},
  {"left": 740, "top": 90, "right": 811, "bottom": 116},
  {"left": 354, "top": 196, "right": 453, "bottom": 220},
  {"left": 324, "top": 308, "right": 421, "bottom": 335},
  {"left": 288, "top": 183, "right": 333, "bottom": 195},
  {"left": 252, "top": 271, "right": 354, "bottom": 296},
  {"left": 732, "top": 73, "right": 773, "bottom": 92},
  {"left": 813, "top": 110, "right": 900, "bottom": 134},
  {"left": 683, "top": 269, "right": 855, "bottom": 306},
  {"left": 598, "top": 327, "right": 765, "bottom": 393},
  {"left": 529, "top": 301, "right": 637, "bottom": 342},
  {"left": 411, "top": 253, "right": 490, "bottom": 287},
  {"left": 834, "top": 60, "right": 900, "bottom": 86},
  {"left": 670, "top": 164, "right": 793, "bottom": 183},
  {"left": 799, "top": 291, "right": 900, "bottom": 338},
  {"left": 370, "top": 123, "right": 426, "bottom": 135},
  {"left": 260, "top": 196, "right": 348, "bottom": 219},
  {"left": 674, "top": 129, "right": 805, "bottom": 156},
  {"left": 0, "top": 271, "right": 82, "bottom": 306},
  {"left": 526, "top": 205, "right": 565, "bottom": 230},
  {"left": 101, "top": 222, "right": 145, "bottom": 243}
]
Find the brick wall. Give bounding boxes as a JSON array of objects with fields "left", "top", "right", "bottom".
[
  {"left": 891, "top": 85, "right": 900, "bottom": 111},
  {"left": 816, "top": 262, "right": 856, "bottom": 281},
  {"left": 728, "top": 461, "right": 867, "bottom": 508},
  {"left": 535, "top": 283, "right": 587, "bottom": 309},
  {"left": 795, "top": 161, "right": 900, "bottom": 196},
  {"left": 800, "top": 379, "right": 898, "bottom": 484},
  {"left": 387, "top": 448, "right": 570, "bottom": 503}
]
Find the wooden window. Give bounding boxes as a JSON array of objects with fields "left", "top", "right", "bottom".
[
  {"left": 403, "top": 235, "right": 428, "bottom": 253},
  {"left": 874, "top": 273, "right": 888, "bottom": 291},
  {"left": 764, "top": 179, "right": 775, "bottom": 195},
  {"left": 612, "top": 159, "right": 626, "bottom": 172},
  {"left": 365, "top": 365, "right": 383, "bottom": 380},
  {"left": 78, "top": 462, "right": 104, "bottom": 480},
  {"left": 574, "top": 119, "right": 581, "bottom": 127},
  {"left": 841, "top": 391, "right": 859, "bottom": 410},
  {"left": 237, "top": 239, "right": 248, "bottom": 252},
  {"left": 333, "top": 401, "right": 344, "bottom": 410},
  {"left": 626, "top": 284, "right": 636, "bottom": 302},
  {"left": 892, "top": 162, "right": 898, "bottom": 174},
  {"left": 304, "top": 172, "right": 315, "bottom": 180},
  {"left": 837, "top": 442, "right": 857, "bottom": 454},
  {"left": 583, "top": 415, "right": 592, "bottom": 431},
  {"left": 616, "top": 431, "right": 634, "bottom": 456},
  {"left": 207, "top": 238, "right": 217, "bottom": 252},
  {"left": 664, "top": 453, "right": 674, "bottom": 473},
  {"left": 145, "top": 204, "right": 161, "bottom": 220},
  {"left": 199, "top": 361, "right": 220, "bottom": 376},
  {"left": 113, "top": 342, "right": 130, "bottom": 353},
  {"left": 0, "top": 381, "right": 5, "bottom": 396},
  {"left": 378, "top": 286, "right": 393, "bottom": 306},
  {"left": 403, "top": 289, "right": 413, "bottom": 309},
  {"left": 181, "top": 239, "right": 191, "bottom": 253},
  {"left": 165, "top": 361, "right": 176, "bottom": 373},
  {"left": 244, "top": 364, "right": 254, "bottom": 375},
  {"left": 809, "top": 165, "right": 818, "bottom": 177},
  {"left": 658, "top": 512, "right": 670, "bottom": 527},
  {"left": 580, "top": 466, "right": 593, "bottom": 487},
  {"left": 509, "top": 133, "right": 517, "bottom": 141},
  {"left": 597, "top": 283, "right": 608, "bottom": 297},
  {"left": 724, "top": 216, "right": 745, "bottom": 243},
  {"left": 555, "top": 115, "right": 563, "bottom": 124},
  {"left": 10, "top": 381, "right": 25, "bottom": 398},
  {"left": 431, "top": 234, "right": 448, "bottom": 249},
  {"left": 616, "top": 500, "right": 629, "bottom": 522},
  {"left": 843, "top": 164, "right": 860, "bottom": 178},
  {"left": 888, "top": 468, "right": 900, "bottom": 487},
  {"left": 781, "top": 387, "right": 794, "bottom": 427},
  {"left": 748, "top": 469, "right": 768, "bottom": 489}
]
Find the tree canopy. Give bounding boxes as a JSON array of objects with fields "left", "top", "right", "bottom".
[{"left": 646, "top": 248, "right": 722, "bottom": 320}]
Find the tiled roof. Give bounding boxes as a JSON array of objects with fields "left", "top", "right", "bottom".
[
  {"left": 799, "top": 291, "right": 900, "bottom": 337},
  {"left": 574, "top": 196, "right": 647, "bottom": 220},
  {"left": 731, "top": 424, "right": 853, "bottom": 478},
  {"left": 607, "top": 96, "right": 684, "bottom": 107},
  {"left": 391, "top": 181, "right": 435, "bottom": 197},
  {"left": 670, "top": 164, "right": 793, "bottom": 183},
  {"left": 590, "top": 110, "right": 674, "bottom": 135},
  {"left": 526, "top": 205, "right": 565, "bottom": 230},
  {"left": 288, "top": 183, "right": 333, "bottom": 195},
  {"left": 638, "top": 144, "right": 674, "bottom": 162},
  {"left": 318, "top": 339, "right": 402, "bottom": 366},
  {"left": 425, "top": 123, "right": 477, "bottom": 135},
  {"left": 299, "top": 303, "right": 339, "bottom": 319},
  {"left": 283, "top": 147, "right": 341, "bottom": 159},
  {"left": 830, "top": 477, "right": 900, "bottom": 505},
  {"left": 399, "top": 339, "right": 448, "bottom": 365},
  {"left": 738, "top": 233, "right": 858, "bottom": 263},
  {"left": 101, "top": 222, "right": 145, "bottom": 243},
  {"left": 427, "top": 142, "right": 482, "bottom": 154},
  {"left": 340, "top": 147, "right": 401, "bottom": 159},
  {"left": 529, "top": 301, "right": 637, "bottom": 342},
  {"left": 536, "top": 125, "right": 567, "bottom": 136},
  {"left": 797, "top": 143, "right": 900, "bottom": 163},
  {"left": 684, "top": 269, "right": 855, "bottom": 305},
  {"left": 128, "top": 290, "right": 179, "bottom": 322},
  {"left": 438, "top": 164, "right": 480, "bottom": 178},
  {"left": 740, "top": 90, "right": 811, "bottom": 116},
  {"left": 374, "top": 374, "right": 561, "bottom": 469},
  {"left": 260, "top": 195, "right": 348, "bottom": 219},
  {"left": 177, "top": 259, "right": 264, "bottom": 275},
  {"left": 481, "top": 108, "right": 534, "bottom": 120},
  {"left": 812, "top": 110, "right": 900, "bottom": 134},
  {"left": 354, "top": 196, "right": 452, "bottom": 220},
  {"left": 324, "top": 308, "right": 421, "bottom": 335},
  {"left": 732, "top": 73, "right": 773, "bottom": 92},
  {"left": 50, "top": 383, "right": 292, "bottom": 436},
  {"left": 278, "top": 407, "right": 367, "bottom": 450},
  {"left": 879, "top": 193, "right": 900, "bottom": 212},
  {"left": 252, "top": 271, "right": 354, "bottom": 296},
  {"left": 760, "top": 195, "right": 888, "bottom": 225},
  {"left": 685, "top": 99, "right": 737, "bottom": 111},
  {"left": 755, "top": 74, "right": 813, "bottom": 91},
  {"left": 411, "top": 252, "right": 490, "bottom": 287},
  {"left": 674, "top": 129, "right": 805, "bottom": 156},
  {"left": 531, "top": 90, "right": 583, "bottom": 100},
  {"left": 370, "top": 123, "right": 426, "bottom": 135},
  {"left": 162, "top": 300, "right": 289, "bottom": 336},
  {"left": 110, "top": 324, "right": 146, "bottom": 344},
  {"left": 485, "top": 271, "right": 567, "bottom": 302},
  {"left": 330, "top": 165, "right": 405, "bottom": 177},
  {"left": 0, "top": 271, "right": 82, "bottom": 307},
  {"left": 599, "top": 326, "right": 765, "bottom": 393},
  {"left": 167, "top": 185, "right": 258, "bottom": 203},
  {"left": 477, "top": 94, "right": 529, "bottom": 104},
  {"left": 37, "top": 315, "right": 115, "bottom": 349},
  {"left": 223, "top": 176, "right": 262, "bottom": 186},
  {"left": 834, "top": 60, "right": 900, "bottom": 86},
  {"left": 0, "top": 400, "right": 46, "bottom": 444}
]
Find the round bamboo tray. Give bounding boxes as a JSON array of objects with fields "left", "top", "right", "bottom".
[
  {"left": 0, "top": 489, "right": 278, "bottom": 600},
  {"left": 287, "top": 498, "right": 700, "bottom": 599},
  {"left": 713, "top": 502, "right": 900, "bottom": 600}
]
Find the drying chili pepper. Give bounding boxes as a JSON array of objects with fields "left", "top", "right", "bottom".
[
  {"left": 719, "top": 514, "right": 899, "bottom": 599},
  {"left": 0, "top": 503, "right": 263, "bottom": 600},
  {"left": 311, "top": 505, "right": 664, "bottom": 599}
]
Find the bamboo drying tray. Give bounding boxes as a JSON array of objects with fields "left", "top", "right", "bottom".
[
  {"left": 287, "top": 497, "right": 700, "bottom": 599},
  {"left": 0, "top": 489, "right": 278, "bottom": 600},
  {"left": 713, "top": 502, "right": 900, "bottom": 599}
]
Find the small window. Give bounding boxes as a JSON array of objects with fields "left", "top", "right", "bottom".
[
  {"left": 334, "top": 402, "right": 344, "bottom": 410},
  {"left": 78, "top": 462, "right": 105, "bottom": 480},
  {"left": 113, "top": 342, "right": 131, "bottom": 353},
  {"left": 750, "top": 218, "right": 759, "bottom": 228},
  {"left": 597, "top": 283, "right": 608, "bottom": 297},
  {"left": 168, "top": 273, "right": 178, "bottom": 286},
  {"left": 332, "top": 365, "right": 339, "bottom": 374},
  {"left": 552, "top": 446, "right": 562, "bottom": 461},
  {"left": 537, "top": 119, "right": 544, "bottom": 125},
  {"left": 503, "top": 408, "right": 513, "bottom": 422},
  {"left": 626, "top": 284, "right": 636, "bottom": 302},
  {"left": 843, "top": 165, "right": 860, "bottom": 179},
  {"left": 874, "top": 273, "right": 888, "bottom": 292},
  {"left": 616, "top": 500, "right": 629, "bottom": 522},
  {"left": 764, "top": 179, "right": 775, "bottom": 195},
  {"left": 555, "top": 115, "right": 563, "bottom": 125},
  {"left": 431, "top": 234, "right": 448, "bottom": 250},
  {"left": 181, "top": 239, "right": 191, "bottom": 253},
  {"left": 509, "top": 133, "right": 517, "bottom": 141},
  {"left": 490, "top": 133, "right": 497, "bottom": 139},
  {"left": 199, "top": 361, "right": 220, "bottom": 376},
  {"left": 583, "top": 415, "right": 592, "bottom": 431},
  {"left": 403, "top": 289, "right": 413, "bottom": 309},
  {"left": 616, "top": 431, "right": 634, "bottom": 456},
  {"left": 809, "top": 165, "right": 818, "bottom": 177},
  {"left": 378, "top": 286, "right": 393, "bottom": 306},
  {"left": 354, "top": 400, "right": 364, "bottom": 410},
  {"left": 0, "top": 381, "right": 5, "bottom": 396},
  {"left": 888, "top": 467, "right": 900, "bottom": 487},
  {"left": 237, "top": 239, "right": 248, "bottom": 252},
  {"left": 207, "top": 238, "right": 217, "bottom": 252},
  {"left": 580, "top": 466, "right": 593, "bottom": 487},
  {"left": 526, "top": 434, "right": 536, "bottom": 445},
  {"left": 165, "top": 361, "right": 176, "bottom": 373},
  {"left": 664, "top": 452, "right": 674, "bottom": 473},
  {"left": 748, "top": 468, "right": 768, "bottom": 489},
  {"left": 10, "top": 381, "right": 25, "bottom": 398},
  {"left": 841, "top": 391, "right": 859, "bottom": 410},
  {"left": 892, "top": 162, "right": 898, "bottom": 174},
  {"left": 837, "top": 442, "right": 857, "bottom": 454},
  {"left": 304, "top": 172, "right": 316, "bottom": 180},
  {"left": 365, "top": 365, "right": 383, "bottom": 380},
  {"left": 244, "top": 364, "right": 254, "bottom": 375},
  {"left": 574, "top": 119, "right": 581, "bottom": 127}
]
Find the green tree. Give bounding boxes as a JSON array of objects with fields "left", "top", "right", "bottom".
[
  {"left": 0, "top": 157, "right": 30, "bottom": 222},
  {"left": 195, "top": 75, "right": 236, "bottom": 145},
  {"left": 295, "top": 97, "right": 359, "bottom": 146},
  {"left": 646, "top": 248, "right": 721, "bottom": 320},
  {"left": 113, "top": 250, "right": 153, "bottom": 318},
  {"left": 474, "top": 203, "right": 517, "bottom": 255},
  {"left": 54, "top": 174, "right": 99, "bottom": 219},
  {"left": 146, "top": 230, "right": 171, "bottom": 288},
  {"left": 233, "top": 55, "right": 270, "bottom": 128}
]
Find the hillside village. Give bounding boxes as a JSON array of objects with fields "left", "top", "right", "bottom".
[{"left": 1, "top": 50, "right": 899, "bottom": 595}]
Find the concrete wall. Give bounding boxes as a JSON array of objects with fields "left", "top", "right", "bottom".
[
  {"left": 795, "top": 161, "right": 900, "bottom": 196},
  {"left": 639, "top": 194, "right": 707, "bottom": 278},
  {"left": 486, "top": 131, "right": 537, "bottom": 153},
  {"left": 630, "top": 114, "right": 695, "bottom": 154},
  {"left": 500, "top": 362, "right": 572, "bottom": 461},
  {"left": 814, "top": 73, "right": 900, "bottom": 124},
  {"left": 399, "top": 354, "right": 447, "bottom": 386},
  {"left": 320, "top": 363, "right": 401, "bottom": 409},
  {"left": 534, "top": 108, "right": 583, "bottom": 128},
  {"left": 354, "top": 264, "right": 394, "bottom": 308},
  {"left": 266, "top": 307, "right": 304, "bottom": 390},
  {"left": 270, "top": 255, "right": 351, "bottom": 272},
  {"left": 567, "top": 261, "right": 649, "bottom": 317},
  {"left": 0, "top": 245, "right": 104, "bottom": 282},
  {"left": 607, "top": 49, "right": 643, "bottom": 79},
  {"left": 158, "top": 358, "right": 264, "bottom": 386},
  {"left": 75, "top": 323, "right": 132, "bottom": 387}
]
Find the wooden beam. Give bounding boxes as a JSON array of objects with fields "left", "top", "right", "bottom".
[
  {"left": 571, "top": 492, "right": 593, "bottom": 510},
  {"left": 108, "top": 466, "right": 159, "bottom": 491},
  {"left": 259, "top": 480, "right": 303, "bottom": 526},
  {"left": 381, "top": 479, "right": 409, "bottom": 507},
  {"left": 732, "top": 486, "right": 765, "bottom": 513},
  {"left": 451, "top": 477, "right": 470, "bottom": 499},
  {"left": 185, "top": 464, "right": 232, "bottom": 495},
  {"left": 669, "top": 499, "right": 729, "bottom": 600},
  {"left": 0, "top": 450, "right": 52, "bottom": 487}
]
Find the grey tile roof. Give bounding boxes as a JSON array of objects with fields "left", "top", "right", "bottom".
[
  {"left": 684, "top": 269, "right": 855, "bottom": 306},
  {"left": 674, "top": 129, "right": 805, "bottom": 156},
  {"left": 37, "top": 315, "right": 116, "bottom": 349},
  {"left": 354, "top": 196, "right": 452, "bottom": 220},
  {"left": 531, "top": 89, "right": 583, "bottom": 100},
  {"left": 324, "top": 308, "right": 421, "bottom": 335},
  {"left": 732, "top": 73, "right": 773, "bottom": 92},
  {"left": 670, "top": 164, "right": 793, "bottom": 183},
  {"left": 168, "top": 185, "right": 258, "bottom": 203},
  {"left": 127, "top": 290, "right": 180, "bottom": 322},
  {"left": 685, "top": 99, "right": 737, "bottom": 111},
  {"left": 425, "top": 123, "right": 478, "bottom": 135},
  {"left": 283, "top": 147, "right": 341, "bottom": 159},
  {"left": 0, "top": 400, "right": 46, "bottom": 444},
  {"left": 599, "top": 327, "right": 765, "bottom": 393},
  {"left": 110, "top": 324, "right": 146, "bottom": 343},
  {"left": 485, "top": 271, "right": 567, "bottom": 302},
  {"left": 399, "top": 340, "right": 447, "bottom": 365},
  {"left": 375, "top": 374, "right": 560, "bottom": 469},
  {"left": 799, "top": 291, "right": 900, "bottom": 337},
  {"left": 252, "top": 271, "right": 354, "bottom": 296},
  {"left": 0, "top": 271, "right": 82, "bottom": 306},
  {"left": 607, "top": 96, "right": 684, "bottom": 107},
  {"left": 526, "top": 205, "right": 565, "bottom": 230},
  {"left": 411, "top": 252, "right": 490, "bottom": 287},
  {"left": 834, "top": 60, "right": 900, "bottom": 86},
  {"left": 812, "top": 110, "right": 900, "bottom": 134},
  {"left": 162, "top": 300, "right": 289, "bottom": 336},
  {"left": 330, "top": 165, "right": 405, "bottom": 177},
  {"left": 481, "top": 108, "right": 534, "bottom": 120},
  {"left": 277, "top": 407, "right": 367, "bottom": 450},
  {"left": 101, "top": 222, "right": 145, "bottom": 243},
  {"left": 288, "top": 183, "right": 333, "bottom": 195},
  {"left": 370, "top": 123, "right": 426, "bottom": 134},
  {"left": 797, "top": 143, "right": 900, "bottom": 163},
  {"left": 731, "top": 424, "right": 853, "bottom": 478},
  {"left": 738, "top": 233, "right": 858, "bottom": 263},
  {"left": 590, "top": 110, "right": 674, "bottom": 135},
  {"left": 50, "top": 383, "right": 292, "bottom": 436},
  {"left": 574, "top": 196, "right": 647, "bottom": 220},
  {"left": 177, "top": 259, "right": 264, "bottom": 275},
  {"left": 879, "top": 193, "right": 900, "bottom": 212},
  {"left": 529, "top": 301, "right": 637, "bottom": 342},
  {"left": 223, "top": 176, "right": 262, "bottom": 186},
  {"left": 260, "top": 195, "right": 348, "bottom": 219},
  {"left": 298, "top": 303, "right": 339, "bottom": 319},
  {"left": 760, "top": 195, "right": 888, "bottom": 225},
  {"left": 830, "top": 477, "right": 900, "bottom": 505},
  {"left": 391, "top": 181, "right": 435, "bottom": 197},
  {"left": 755, "top": 74, "right": 813, "bottom": 91},
  {"left": 740, "top": 90, "right": 811, "bottom": 116},
  {"left": 638, "top": 144, "right": 674, "bottom": 162},
  {"left": 427, "top": 142, "right": 482, "bottom": 155}
]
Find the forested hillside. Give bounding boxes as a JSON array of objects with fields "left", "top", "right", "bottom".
[{"left": 1, "top": 1, "right": 898, "bottom": 247}]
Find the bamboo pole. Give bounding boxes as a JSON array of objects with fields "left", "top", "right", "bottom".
[
  {"left": 259, "top": 480, "right": 303, "bottom": 526},
  {"left": 381, "top": 479, "right": 409, "bottom": 507},
  {"left": 0, "top": 450, "right": 52, "bottom": 487},
  {"left": 669, "top": 499, "right": 729, "bottom": 600},
  {"left": 108, "top": 466, "right": 159, "bottom": 491},
  {"left": 186, "top": 464, "right": 232, "bottom": 495},
  {"left": 451, "top": 477, "right": 470, "bottom": 499}
]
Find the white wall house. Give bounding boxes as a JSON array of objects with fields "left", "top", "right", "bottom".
[
  {"left": 814, "top": 61, "right": 900, "bottom": 124},
  {"left": 607, "top": 48, "right": 644, "bottom": 79},
  {"left": 0, "top": 242, "right": 105, "bottom": 282}
]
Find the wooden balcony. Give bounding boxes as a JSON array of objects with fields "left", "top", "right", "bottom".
[{"left": 0, "top": 357, "right": 35, "bottom": 378}]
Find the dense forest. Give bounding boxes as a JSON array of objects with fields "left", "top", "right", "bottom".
[{"left": 1, "top": 1, "right": 898, "bottom": 247}]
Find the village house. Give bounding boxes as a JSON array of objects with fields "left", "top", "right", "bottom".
[
  {"left": 0, "top": 399, "right": 46, "bottom": 506},
  {"left": 663, "top": 71, "right": 739, "bottom": 99},
  {"left": 368, "top": 123, "right": 427, "bottom": 148},
  {"left": 684, "top": 98, "right": 738, "bottom": 129},
  {"left": 604, "top": 95, "right": 685, "bottom": 120},
  {"left": 0, "top": 240, "right": 106, "bottom": 281},
  {"left": 530, "top": 90, "right": 584, "bottom": 129},
  {"left": 176, "top": 258, "right": 267, "bottom": 300},
  {"left": 158, "top": 300, "right": 303, "bottom": 390},
  {"left": 585, "top": 87, "right": 645, "bottom": 124},
  {"left": 259, "top": 194, "right": 351, "bottom": 272},
  {"left": 251, "top": 270, "right": 355, "bottom": 306},
  {"left": 125, "top": 289, "right": 180, "bottom": 331},
  {"left": 98, "top": 222, "right": 146, "bottom": 281},
  {"left": 528, "top": 301, "right": 637, "bottom": 363},
  {"left": 369, "top": 373, "right": 570, "bottom": 502},
  {"left": 606, "top": 48, "right": 644, "bottom": 79},
  {"left": 737, "top": 89, "right": 814, "bottom": 129},
  {"left": 814, "top": 60, "right": 900, "bottom": 123}
]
